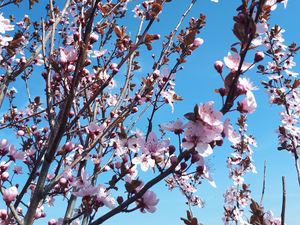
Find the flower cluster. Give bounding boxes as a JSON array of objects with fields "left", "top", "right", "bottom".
[{"left": 223, "top": 116, "right": 257, "bottom": 224}]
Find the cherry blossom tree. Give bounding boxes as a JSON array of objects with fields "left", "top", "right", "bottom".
[{"left": 0, "top": 0, "right": 297, "bottom": 225}]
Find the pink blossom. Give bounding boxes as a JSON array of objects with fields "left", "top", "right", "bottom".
[
  {"left": 34, "top": 54, "right": 44, "bottom": 66},
  {"left": 60, "top": 47, "right": 78, "bottom": 64},
  {"left": 91, "top": 49, "right": 106, "bottom": 58},
  {"left": 264, "top": 210, "right": 283, "bottom": 225},
  {"left": 96, "top": 185, "right": 116, "bottom": 209},
  {"left": 224, "top": 52, "right": 253, "bottom": 71},
  {"left": 72, "top": 168, "right": 98, "bottom": 197},
  {"left": 160, "top": 89, "right": 178, "bottom": 112},
  {"left": 139, "top": 190, "right": 159, "bottom": 213},
  {"left": 0, "top": 35, "right": 13, "bottom": 46},
  {"left": 87, "top": 122, "right": 103, "bottom": 135},
  {"left": 142, "top": 132, "right": 169, "bottom": 155},
  {"left": 8, "top": 145, "right": 25, "bottom": 161},
  {"left": 237, "top": 77, "right": 258, "bottom": 94},
  {"left": 198, "top": 101, "right": 223, "bottom": 127},
  {"left": 1, "top": 171, "right": 9, "bottom": 180},
  {"left": 238, "top": 91, "right": 257, "bottom": 114},
  {"left": 2, "top": 186, "right": 18, "bottom": 204},
  {"left": 0, "top": 14, "right": 14, "bottom": 34},
  {"left": 160, "top": 119, "right": 185, "bottom": 134},
  {"left": 182, "top": 102, "right": 223, "bottom": 157},
  {"left": 223, "top": 119, "right": 240, "bottom": 145},
  {"left": 132, "top": 154, "right": 155, "bottom": 171}
]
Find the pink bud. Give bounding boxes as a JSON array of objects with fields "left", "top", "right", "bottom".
[
  {"left": 48, "top": 219, "right": 57, "bottom": 225},
  {"left": 59, "top": 177, "right": 67, "bottom": 185},
  {"left": 254, "top": 51, "right": 265, "bottom": 62},
  {"left": 214, "top": 60, "right": 224, "bottom": 73},
  {"left": 0, "top": 209, "right": 8, "bottom": 220},
  {"left": 110, "top": 63, "right": 118, "bottom": 69},
  {"left": 17, "top": 207, "right": 22, "bottom": 214},
  {"left": 193, "top": 38, "right": 204, "bottom": 47},
  {"left": 73, "top": 31, "right": 80, "bottom": 42},
  {"left": 64, "top": 142, "right": 75, "bottom": 152},
  {"left": 67, "top": 65, "right": 75, "bottom": 72},
  {"left": 1, "top": 171, "right": 9, "bottom": 181},
  {"left": 131, "top": 107, "right": 138, "bottom": 113},
  {"left": 90, "top": 33, "right": 99, "bottom": 44},
  {"left": 0, "top": 139, "right": 8, "bottom": 149},
  {"left": 153, "top": 70, "right": 160, "bottom": 79},
  {"left": 17, "top": 130, "right": 25, "bottom": 137},
  {"left": 0, "top": 162, "right": 10, "bottom": 171},
  {"left": 3, "top": 186, "right": 18, "bottom": 204},
  {"left": 115, "top": 162, "right": 121, "bottom": 169}
]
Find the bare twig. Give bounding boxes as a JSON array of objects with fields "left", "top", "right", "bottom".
[
  {"left": 281, "top": 176, "right": 286, "bottom": 225},
  {"left": 260, "top": 160, "right": 267, "bottom": 205}
]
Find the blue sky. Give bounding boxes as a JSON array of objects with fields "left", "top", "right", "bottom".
[{"left": 1, "top": 0, "right": 300, "bottom": 224}]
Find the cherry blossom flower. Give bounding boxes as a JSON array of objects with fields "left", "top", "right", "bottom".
[
  {"left": 0, "top": 14, "right": 14, "bottom": 33},
  {"left": 72, "top": 168, "right": 98, "bottom": 197},
  {"left": 161, "top": 89, "right": 178, "bottom": 113},
  {"left": 224, "top": 52, "right": 253, "bottom": 71},
  {"left": 8, "top": 145, "right": 25, "bottom": 161},
  {"left": 0, "top": 35, "right": 13, "bottom": 46},
  {"left": 132, "top": 154, "right": 155, "bottom": 171},
  {"left": 238, "top": 91, "right": 257, "bottom": 114},
  {"left": 160, "top": 119, "right": 185, "bottom": 134},
  {"left": 13, "top": 165, "right": 23, "bottom": 174},
  {"left": 2, "top": 186, "right": 18, "bottom": 204},
  {"left": 182, "top": 102, "right": 223, "bottom": 157},
  {"left": 237, "top": 77, "right": 258, "bottom": 94},
  {"left": 264, "top": 211, "right": 283, "bottom": 225},
  {"left": 90, "top": 49, "right": 106, "bottom": 58},
  {"left": 60, "top": 47, "right": 78, "bottom": 64},
  {"left": 139, "top": 190, "right": 159, "bottom": 213},
  {"left": 223, "top": 119, "right": 240, "bottom": 145},
  {"left": 142, "top": 132, "right": 169, "bottom": 155},
  {"left": 96, "top": 185, "right": 116, "bottom": 209}
]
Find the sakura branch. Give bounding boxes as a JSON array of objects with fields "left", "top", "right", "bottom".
[{"left": 0, "top": 0, "right": 296, "bottom": 225}]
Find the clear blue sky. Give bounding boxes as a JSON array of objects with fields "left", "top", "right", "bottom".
[{"left": 1, "top": 0, "right": 300, "bottom": 224}]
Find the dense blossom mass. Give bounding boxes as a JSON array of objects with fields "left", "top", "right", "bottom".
[{"left": 0, "top": 0, "right": 296, "bottom": 225}]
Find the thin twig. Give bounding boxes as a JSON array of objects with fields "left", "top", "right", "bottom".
[
  {"left": 260, "top": 160, "right": 267, "bottom": 205},
  {"left": 281, "top": 176, "right": 286, "bottom": 225}
]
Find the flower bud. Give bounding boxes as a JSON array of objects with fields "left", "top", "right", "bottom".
[
  {"left": 254, "top": 51, "right": 265, "bottom": 62},
  {"left": 89, "top": 33, "right": 99, "bottom": 44},
  {"left": 131, "top": 107, "right": 138, "bottom": 113},
  {"left": 48, "top": 219, "right": 57, "bottom": 225},
  {"left": 0, "top": 209, "right": 8, "bottom": 220},
  {"left": 193, "top": 38, "right": 204, "bottom": 47},
  {"left": 180, "top": 162, "right": 187, "bottom": 171},
  {"left": 168, "top": 145, "right": 176, "bottom": 155},
  {"left": 191, "top": 152, "right": 201, "bottom": 163},
  {"left": 117, "top": 196, "right": 123, "bottom": 204},
  {"left": 17, "top": 130, "right": 25, "bottom": 137},
  {"left": 64, "top": 141, "right": 75, "bottom": 152},
  {"left": 214, "top": 60, "right": 224, "bottom": 73},
  {"left": 1, "top": 171, "right": 9, "bottom": 181},
  {"left": 170, "top": 156, "right": 178, "bottom": 165},
  {"left": 73, "top": 31, "right": 80, "bottom": 42}
]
